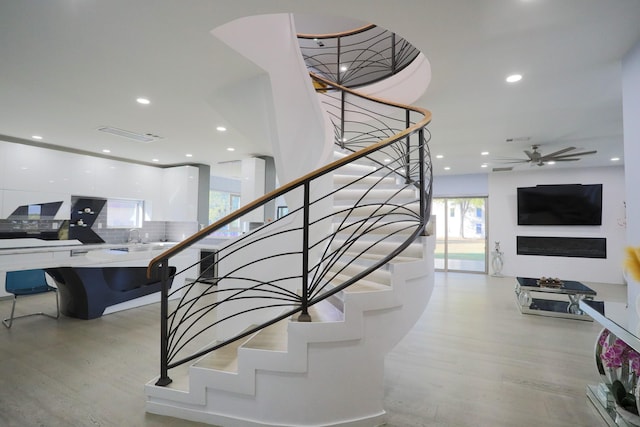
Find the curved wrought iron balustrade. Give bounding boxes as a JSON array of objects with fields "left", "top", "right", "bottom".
[
  {"left": 298, "top": 24, "right": 420, "bottom": 88},
  {"left": 149, "top": 28, "right": 432, "bottom": 387}
]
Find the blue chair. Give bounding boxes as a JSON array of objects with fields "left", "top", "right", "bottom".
[{"left": 3, "top": 269, "right": 60, "bottom": 328}]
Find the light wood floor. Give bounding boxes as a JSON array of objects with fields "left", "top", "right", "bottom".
[{"left": 0, "top": 272, "right": 623, "bottom": 427}]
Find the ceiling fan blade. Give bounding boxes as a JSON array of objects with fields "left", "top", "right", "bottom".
[
  {"left": 496, "top": 159, "right": 531, "bottom": 164},
  {"left": 523, "top": 150, "right": 535, "bottom": 159},
  {"left": 540, "top": 146, "right": 576, "bottom": 159},
  {"left": 492, "top": 167, "right": 513, "bottom": 172},
  {"left": 551, "top": 158, "right": 581, "bottom": 162},
  {"left": 550, "top": 150, "right": 597, "bottom": 159}
]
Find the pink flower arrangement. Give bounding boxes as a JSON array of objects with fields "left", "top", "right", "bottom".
[{"left": 600, "top": 330, "right": 640, "bottom": 376}]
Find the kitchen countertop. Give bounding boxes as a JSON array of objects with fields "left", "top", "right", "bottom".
[
  {"left": 0, "top": 239, "right": 182, "bottom": 271},
  {"left": 0, "top": 238, "right": 225, "bottom": 271}
]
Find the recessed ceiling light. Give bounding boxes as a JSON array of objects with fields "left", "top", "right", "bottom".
[
  {"left": 136, "top": 97, "right": 151, "bottom": 105},
  {"left": 383, "top": 158, "right": 391, "bottom": 163},
  {"left": 32, "top": 135, "right": 43, "bottom": 140},
  {"left": 185, "top": 153, "right": 193, "bottom": 158},
  {"left": 546, "top": 161, "right": 556, "bottom": 165},
  {"left": 227, "top": 147, "right": 235, "bottom": 152},
  {"left": 436, "top": 154, "right": 444, "bottom": 159},
  {"left": 152, "top": 158, "right": 159, "bottom": 162},
  {"left": 444, "top": 166, "right": 451, "bottom": 171},
  {"left": 340, "top": 65, "right": 348, "bottom": 72},
  {"left": 611, "top": 157, "right": 620, "bottom": 162},
  {"left": 102, "top": 149, "right": 111, "bottom": 153},
  {"left": 481, "top": 151, "right": 489, "bottom": 156},
  {"left": 481, "top": 164, "right": 488, "bottom": 168},
  {"left": 506, "top": 74, "right": 522, "bottom": 83},
  {"left": 216, "top": 126, "right": 227, "bottom": 132}
]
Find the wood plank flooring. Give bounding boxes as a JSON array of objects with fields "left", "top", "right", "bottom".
[{"left": 0, "top": 272, "right": 624, "bottom": 426}]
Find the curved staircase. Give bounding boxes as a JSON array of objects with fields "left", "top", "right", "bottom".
[{"left": 145, "top": 14, "right": 434, "bottom": 427}]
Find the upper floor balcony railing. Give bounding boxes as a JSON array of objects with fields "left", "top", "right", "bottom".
[{"left": 297, "top": 24, "right": 420, "bottom": 88}]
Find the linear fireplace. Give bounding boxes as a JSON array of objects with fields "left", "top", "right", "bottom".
[{"left": 516, "top": 236, "right": 607, "bottom": 259}]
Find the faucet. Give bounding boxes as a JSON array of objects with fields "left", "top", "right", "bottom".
[{"left": 128, "top": 228, "right": 141, "bottom": 244}]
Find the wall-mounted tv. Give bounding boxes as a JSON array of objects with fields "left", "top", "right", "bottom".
[{"left": 517, "top": 184, "right": 602, "bottom": 225}]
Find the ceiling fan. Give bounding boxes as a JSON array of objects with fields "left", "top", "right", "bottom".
[{"left": 492, "top": 145, "right": 597, "bottom": 172}]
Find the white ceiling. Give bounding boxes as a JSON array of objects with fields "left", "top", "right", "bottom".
[{"left": 1, "top": 0, "right": 639, "bottom": 178}]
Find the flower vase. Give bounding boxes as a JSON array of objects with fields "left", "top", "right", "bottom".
[
  {"left": 595, "top": 328, "right": 611, "bottom": 384},
  {"left": 606, "top": 365, "right": 631, "bottom": 387}
]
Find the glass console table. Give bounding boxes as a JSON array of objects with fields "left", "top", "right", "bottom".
[{"left": 579, "top": 300, "right": 640, "bottom": 426}]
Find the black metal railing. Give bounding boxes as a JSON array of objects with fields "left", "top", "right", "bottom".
[
  {"left": 297, "top": 24, "right": 420, "bottom": 88},
  {"left": 149, "top": 28, "right": 431, "bottom": 387}
]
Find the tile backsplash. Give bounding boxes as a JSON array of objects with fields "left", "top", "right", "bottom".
[
  {"left": 0, "top": 217, "right": 198, "bottom": 244},
  {"left": 95, "top": 221, "right": 198, "bottom": 244}
]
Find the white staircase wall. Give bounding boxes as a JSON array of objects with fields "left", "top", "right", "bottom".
[
  {"left": 212, "top": 13, "right": 334, "bottom": 187},
  {"left": 357, "top": 53, "right": 431, "bottom": 106}
]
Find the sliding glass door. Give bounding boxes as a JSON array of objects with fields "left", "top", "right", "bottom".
[{"left": 433, "top": 197, "right": 488, "bottom": 273}]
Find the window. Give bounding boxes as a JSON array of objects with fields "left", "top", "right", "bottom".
[
  {"left": 209, "top": 190, "right": 241, "bottom": 236},
  {"left": 106, "top": 198, "right": 144, "bottom": 228},
  {"left": 277, "top": 206, "right": 289, "bottom": 219},
  {"left": 433, "top": 197, "right": 488, "bottom": 273}
]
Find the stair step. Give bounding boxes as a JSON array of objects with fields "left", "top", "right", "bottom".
[
  {"left": 193, "top": 334, "right": 252, "bottom": 373},
  {"left": 244, "top": 318, "right": 289, "bottom": 351},
  {"left": 334, "top": 187, "right": 417, "bottom": 202},
  {"left": 327, "top": 260, "right": 391, "bottom": 285},
  {"left": 331, "top": 238, "right": 423, "bottom": 258},
  {"left": 333, "top": 173, "right": 397, "bottom": 188},
  {"left": 346, "top": 252, "right": 420, "bottom": 264},
  {"left": 334, "top": 202, "right": 420, "bottom": 218},
  {"left": 333, "top": 220, "right": 420, "bottom": 238},
  {"left": 328, "top": 273, "right": 390, "bottom": 293},
  {"left": 301, "top": 299, "right": 344, "bottom": 322}
]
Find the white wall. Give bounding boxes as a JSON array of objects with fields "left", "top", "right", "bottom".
[
  {"left": 213, "top": 14, "right": 333, "bottom": 187},
  {"left": 433, "top": 173, "right": 488, "bottom": 198},
  {"left": 623, "top": 38, "right": 640, "bottom": 317},
  {"left": 623, "top": 40, "right": 640, "bottom": 247},
  {"left": 488, "top": 166, "right": 626, "bottom": 284}
]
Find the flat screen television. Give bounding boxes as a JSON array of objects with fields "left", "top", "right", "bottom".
[{"left": 517, "top": 184, "right": 602, "bottom": 225}]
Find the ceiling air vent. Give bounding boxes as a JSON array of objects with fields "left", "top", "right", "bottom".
[
  {"left": 505, "top": 136, "right": 531, "bottom": 143},
  {"left": 98, "top": 126, "right": 162, "bottom": 143}
]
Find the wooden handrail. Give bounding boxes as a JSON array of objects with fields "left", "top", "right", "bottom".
[
  {"left": 147, "top": 75, "right": 431, "bottom": 278},
  {"left": 296, "top": 24, "right": 376, "bottom": 40}
]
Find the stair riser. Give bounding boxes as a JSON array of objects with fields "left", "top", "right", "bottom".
[
  {"left": 334, "top": 203, "right": 420, "bottom": 217},
  {"left": 333, "top": 188, "right": 417, "bottom": 201},
  {"left": 330, "top": 241, "right": 423, "bottom": 258}
]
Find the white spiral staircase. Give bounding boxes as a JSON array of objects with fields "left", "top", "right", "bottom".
[{"left": 145, "top": 13, "right": 434, "bottom": 427}]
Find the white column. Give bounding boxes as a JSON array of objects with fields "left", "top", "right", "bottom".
[{"left": 240, "top": 157, "right": 266, "bottom": 230}]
